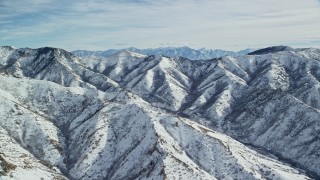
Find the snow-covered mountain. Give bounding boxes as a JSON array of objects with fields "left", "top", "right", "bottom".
[
  {"left": 72, "top": 46, "right": 255, "bottom": 60},
  {"left": 0, "top": 45, "right": 319, "bottom": 179}
]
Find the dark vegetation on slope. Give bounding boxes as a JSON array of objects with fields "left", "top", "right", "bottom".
[{"left": 248, "top": 46, "right": 294, "bottom": 55}]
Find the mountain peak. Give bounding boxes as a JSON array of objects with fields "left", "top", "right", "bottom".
[
  {"left": 72, "top": 47, "right": 256, "bottom": 60},
  {"left": 248, "top": 46, "right": 294, "bottom": 55},
  {"left": 0, "top": 46, "right": 17, "bottom": 50},
  {"left": 112, "top": 49, "right": 147, "bottom": 59}
]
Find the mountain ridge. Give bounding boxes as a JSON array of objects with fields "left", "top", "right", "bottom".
[
  {"left": 248, "top": 46, "right": 295, "bottom": 55},
  {"left": 0, "top": 45, "right": 319, "bottom": 179},
  {"left": 72, "top": 46, "right": 255, "bottom": 60}
]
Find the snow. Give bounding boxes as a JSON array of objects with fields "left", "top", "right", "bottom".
[
  {"left": 0, "top": 46, "right": 319, "bottom": 179},
  {"left": 144, "top": 70, "right": 154, "bottom": 92},
  {"left": 1, "top": 168, "right": 57, "bottom": 180},
  {"left": 72, "top": 47, "right": 255, "bottom": 60}
]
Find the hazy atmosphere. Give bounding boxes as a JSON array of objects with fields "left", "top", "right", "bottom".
[{"left": 1, "top": 0, "right": 320, "bottom": 50}]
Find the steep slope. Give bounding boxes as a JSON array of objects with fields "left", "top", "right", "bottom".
[
  {"left": 76, "top": 52, "right": 191, "bottom": 111},
  {"left": 0, "top": 74, "right": 311, "bottom": 180},
  {"left": 74, "top": 47, "right": 320, "bottom": 178},
  {"left": 0, "top": 47, "right": 119, "bottom": 92},
  {"left": 0, "top": 46, "right": 319, "bottom": 179}
]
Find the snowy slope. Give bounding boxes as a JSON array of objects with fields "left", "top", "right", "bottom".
[
  {"left": 0, "top": 46, "right": 319, "bottom": 179},
  {"left": 0, "top": 75, "right": 311, "bottom": 180},
  {"left": 72, "top": 47, "right": 255, "bottom": 60}
]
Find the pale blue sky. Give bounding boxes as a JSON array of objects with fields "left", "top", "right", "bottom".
[{"left": 0, "top": 0, "right": 320, "bottom": 51}]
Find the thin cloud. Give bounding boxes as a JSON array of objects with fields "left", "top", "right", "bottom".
[{"left": 0, "top": 0, "right": 320, "bottom": 50}]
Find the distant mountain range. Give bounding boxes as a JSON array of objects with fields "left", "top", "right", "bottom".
[{"left": 72, "top": 46, "right": 255, "bottom": 60}]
